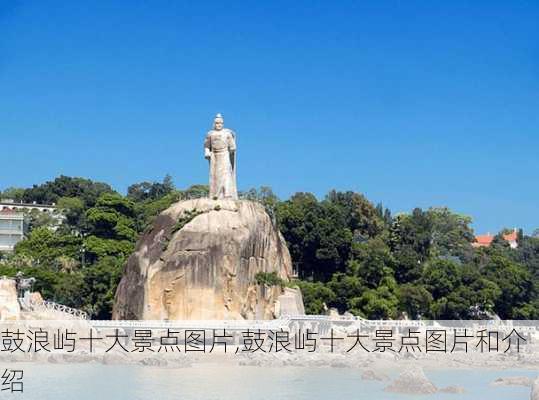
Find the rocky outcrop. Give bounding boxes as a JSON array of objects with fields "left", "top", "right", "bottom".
[
  {"left": 0, "top": 279, "right": 20, "bottom": 320},
  {"left": 361, "top": 369, "right": 390, "bottom": 381},
  {"left": 113, "top": 198, "right": 303, "bottom": 320},
  {"left": 531, "top": 376, "right": 539, "bottom": 400},
  {"left": 491, "top": 376, "right": 532, "bottom": 387},
  {"left": 384, "top": 367, "right": 437, "bottom": 395},
  {"left": 439, "top": 385, "right": 466, "bottom": 394}
]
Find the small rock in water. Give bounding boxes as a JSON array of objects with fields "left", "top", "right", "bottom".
[
  {"left": 361, "top": 369, "right": 390, "bottom": 381},
  {"left": 384, "top": 367, "right": 437, "bottom": 395},
  {"left": 491, "top": 376, "right": 532, "bottom": 387},
  {"left": 531, "top": 376, "right": 539, "bottom": 400},
  {"left": 139, "top": 357, "right": 168, "bottom": 367},
  {"left": 439, "top": 385, "right": 466, "bottom": 394}
]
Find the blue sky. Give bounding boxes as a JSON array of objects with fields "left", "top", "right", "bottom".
[{"left": 1, "top": 1, "right": 538, "bottom": 234}]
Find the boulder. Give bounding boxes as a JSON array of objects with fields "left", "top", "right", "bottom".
[
  {"left": 0, "top": 279, "right": 20, "bottom": 320},
  {"left": 384, "top": 367, "right": 437, "bottom": 395},
  {"left": 139, "top": 357, "right": 168, "bottom": 367},
  {"left": 531, "top": 376, "right": 539, "bottom": 400},
  {"left": 361, "top": 369, "right": 390, "bottom": 381},
  {"left": 440, "top": 386, "right": 466, "bottom": 394},
  {"left": 113, "top": 199, "right": 303, "bottom": 320}
]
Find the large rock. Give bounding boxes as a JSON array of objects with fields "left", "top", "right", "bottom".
[
  {"left": 439, "top": 386, "right": 465, "bottom": 394},
  {"left": 491, "top": 376, "right": 532, "bottom": 387},
  {"left": 531, "top": 376, "right": 539, "bottom": 400},
  {"left": 113, "top": 198, "right": 303, "bottom": 320},
  {"left": 384, "top": 367, "right": 438, "bottom": 395},
  {"left": 361, "top": 369, "right": 390, "bottom": 381},
  {"left": 0, "top": 279, "right": 20, "bottom": 320}
]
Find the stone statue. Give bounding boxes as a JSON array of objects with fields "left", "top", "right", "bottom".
[{"left": 204, "top": 113, "right": 237, "bottom": 199}]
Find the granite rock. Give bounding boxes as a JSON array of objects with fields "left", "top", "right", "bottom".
[{"left": 113, "top": 198, "right": 303, "bottom": 320}]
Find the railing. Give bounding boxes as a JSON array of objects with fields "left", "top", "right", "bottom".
[
  {"left": 91, "top": 319, "right": 285, "bottom": 330},
  {"left": 19, "top": 297, "right": 88, "bottom": 320}
]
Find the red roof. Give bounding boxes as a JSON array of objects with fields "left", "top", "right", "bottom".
[
  {"left": 0, "top": 208, "right": 18, "bottom": 215},
  {"left": 473, "top": 230, "right": 518, "bottom": 248},
  {"left": 473, "top": 234, "right": 494, "bottom": 247}
]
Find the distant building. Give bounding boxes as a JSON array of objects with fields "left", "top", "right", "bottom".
[
  {"left": 473, "top": 229, "right": 518, "bottom": 249},
  {"left": 0, "top": 209, "right": 24, "bottom": 252},
  {"left": 0, "top": 199, "right": 57, "bottom": 214},
  {"left": 0, "top": 199, "right": 62, "bottom": 252}
]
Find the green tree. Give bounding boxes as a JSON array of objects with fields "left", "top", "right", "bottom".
[
  {"left": 349, "top": 285, "right": 399, "bottom": 319},
  {"left": 0, "top": 187, "right": 25, "bottom": 202},
  {"left": 57, "top": 196, "right": 86, "bottom": 231},
  {"left": 421, "top": 259, "right": 461, "bottom": 299},
  {"left": 389, "top": 211, "right": 432, "bottom": 283},
  {"left": 127, "top": 174, "right": 175, "bottom": 203},
  {"left": 483, "top": 254, "right": 536, "bottom": 319},
  {"left": 327, "top": 272, "right": 363, "bottom": 312},
  {"left": 15, "top": 227, "right": 82, "bottom": 266},
  {"left": 516, "top": 236, "right": 539, "bottom": 279},
  {"left": 428, "top": 207, "right": 474, "bottom": 260},
  {"left": 348, "top": 238, "right": 396, "bottom": 288},
  {"left": 326, "top": 190, "right": 384, "bottom": 240},
  {"left": 295, "top": 281, "right": 336, "bottom": 315},
  {"left": 23, "top": 175, "right": 114, "bottom": 207},
  {"left": 24, "top": 208, "right": 58, "bottom": 232},
  {"left": 277, "top": 192, "right": 353, "bottom": 281},
  {"left": 397, "top": 284, "right": 432, "bottom": 319},
  {"left": 80, "top": 256, "right": 124, "bottom": 319},
  {"left": 84, "top": 193, "right": 137, "bottom": 261}
]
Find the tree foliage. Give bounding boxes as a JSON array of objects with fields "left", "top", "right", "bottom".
[{"left": 2, "top": 177, "right": 538, "bottom": 321}]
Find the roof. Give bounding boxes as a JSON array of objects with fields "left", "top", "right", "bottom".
[
  {"left": 473, "top": 234, "right": 494, "bottom": 247},
  {"left": 473, "top": 230, "right": 518, "bottom": 248}
]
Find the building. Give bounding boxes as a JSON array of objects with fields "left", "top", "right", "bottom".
[
  {"left": 473, "top": 229, "right": 518, "bottom": 249},
  {"left": 0, "top": 209, "right": 24, "bottom": 252},
  {"left": 0, "top": 199, "right": 57, "bottom": 214},
  {"left": 0, "top": 199, "right": 63, "bottom": 252}
]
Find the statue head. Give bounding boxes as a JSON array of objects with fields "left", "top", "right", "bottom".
[{"left": 213, "top": 113, "right": 224, "bottom": 131}]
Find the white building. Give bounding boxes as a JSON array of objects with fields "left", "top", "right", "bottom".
[
  {"left": 0, "top": 199, "right": 57, "bottom": 214},
  {"left": 0, "top": 199, "right": 63, "bottom": 252},
  {"left": 0, "top": 209, "right": 24, "bottom": 252}
]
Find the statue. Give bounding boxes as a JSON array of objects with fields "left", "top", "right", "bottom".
[{"left": 204, "top": 113, "right": 238, "bottom": 199}]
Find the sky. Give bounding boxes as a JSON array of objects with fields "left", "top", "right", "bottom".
[{"left": 0, "top": 1, "right": 538, "bottom": 234}]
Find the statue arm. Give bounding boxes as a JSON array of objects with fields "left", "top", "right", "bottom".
[{"left": 204, "top": 133, "right": 211, "bottom": 160}]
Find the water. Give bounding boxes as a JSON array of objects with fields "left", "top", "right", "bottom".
[{"left": 0, "top": 363, "right": 534, "bottom": 399}]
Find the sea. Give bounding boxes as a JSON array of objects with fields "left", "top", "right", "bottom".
[{"left": 0, "top": 363, "right": 535, "bottom": 399}]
